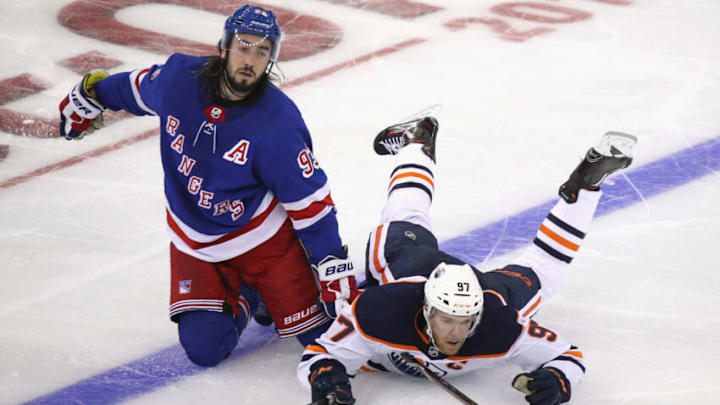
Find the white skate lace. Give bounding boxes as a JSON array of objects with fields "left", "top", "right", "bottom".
[{"left": 379, "top": 136, "right": 406, "bottom": 154}]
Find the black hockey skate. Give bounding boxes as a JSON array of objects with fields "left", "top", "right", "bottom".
[
  {"left": 373, "top": 116, "right": 439, "bottom": 162},
  {"left": 559, "top": 131, "right": 637, "bottom": 203}
]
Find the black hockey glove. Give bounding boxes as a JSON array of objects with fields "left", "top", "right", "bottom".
[
  {"left": 309, "top": 359, "right": 356, "bottom": 405},
  {"left": 512, "top": 367, "right": 571, "bottom": 405}
]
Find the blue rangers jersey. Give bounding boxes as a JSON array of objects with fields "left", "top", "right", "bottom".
[{"left": 94, "top": 53, "right": 343, "bottom": 263}]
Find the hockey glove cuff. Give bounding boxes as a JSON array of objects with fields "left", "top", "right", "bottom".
[
  {"left": 309, "top": 359, "right": 356, "bottom": 405},
  {"left": 312, "top": 251, "right": 360, "bottom": 319},
  {"left": 59, "top": 70, "right": 108, "bottom": 140},
  {"left": 513, "top": 367, "right": 571, "bottom": 405}
]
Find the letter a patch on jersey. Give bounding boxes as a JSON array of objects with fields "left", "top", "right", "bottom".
[{"left": 223, "top": 140, "right": 250, "bottom": 165}]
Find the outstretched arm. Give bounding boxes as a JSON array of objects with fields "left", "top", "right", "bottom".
[
  {"left": 510, "top": 319, "right": 586, "bottom": 404},
  {"left": 298, "top": 301, "right": 377, "bottom": 404},
  {"left": 58, "top": 55, "right": 172, "bottom": 140},
  {"left": 256, "top": 123, "right": 359, "bottom": 318}
]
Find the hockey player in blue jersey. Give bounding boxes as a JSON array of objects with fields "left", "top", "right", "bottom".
[
  {"left": 298, "top": 116, "right": 637, "bottom": 404},
  {"left": 58, "top": 5, "right": 359, "bottom": 367}
]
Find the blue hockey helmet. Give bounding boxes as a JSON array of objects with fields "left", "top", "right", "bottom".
[{"left": 221, "top": 5, "right": 283, "bottom": 63}]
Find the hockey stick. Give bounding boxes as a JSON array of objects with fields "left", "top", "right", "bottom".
[
  {"left": 307, "top": 394, "right": 351, "bottom": 405},
  {"left": 399, "top": 352, "right": 479, "bottom": 405}
]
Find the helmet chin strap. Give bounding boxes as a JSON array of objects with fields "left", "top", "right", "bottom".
[
  {"left": 264, "top": 61, "right": 275, "bottom": 76},
  {"left": 423, "top": 304, "right": 441, "bottom": 357}
]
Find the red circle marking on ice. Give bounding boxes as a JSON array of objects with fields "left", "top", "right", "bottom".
[
  {"left": 491, "top": 2, "right": 592, "bottom": 24},
  {"left": 57, "top": 0, "right": 341, "bottom": 61}
]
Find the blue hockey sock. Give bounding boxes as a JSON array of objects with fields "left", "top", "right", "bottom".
[
  {"left": 176, "top": 285, "right": 261, "bottom": 367},
  {"left": 295, "top": 319, "right": 332, "bottom": 346},
  {"left": 177, "top": 310, "right": 239, "bottom": 367}
]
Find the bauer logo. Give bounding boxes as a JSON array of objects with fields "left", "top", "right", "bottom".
[
  {"left": 283, "top": 304, "right": 319, "bottom": 325},
  {"left": 324, "top": 262, "right": 353, "bottom": 276},
  {"left": 179, "top": 280, "right": 192, "bottom": 294}
]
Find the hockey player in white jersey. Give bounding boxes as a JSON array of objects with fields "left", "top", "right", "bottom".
[{"left": 297, "top": 116, "right": 637, "bottom": 404}]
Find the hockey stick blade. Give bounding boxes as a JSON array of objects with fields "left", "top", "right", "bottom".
[
  {"left": 399, "top": 352, "right": 479, "bottom": 405},
  {"left": 307, "top": 393, "right": 352, "bottom": 405}
]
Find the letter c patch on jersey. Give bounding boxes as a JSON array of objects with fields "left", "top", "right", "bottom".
[{"left": 223, "top": 140, "right": 250, "bottom": 165}]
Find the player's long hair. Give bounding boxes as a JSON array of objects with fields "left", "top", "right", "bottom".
[{"left": 197, "top": 55, "right": 282, "bottom": 104}]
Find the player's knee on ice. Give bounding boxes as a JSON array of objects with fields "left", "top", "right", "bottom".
[{"left": 177, "top": 311, "right": 241, "bottom": 367}]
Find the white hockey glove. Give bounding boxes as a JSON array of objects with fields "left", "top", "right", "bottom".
[
  {"left": 59, "top": 70, "right": 108, "bottom": 140},
  {"left": 313, "top": 251, "right": 360, "bottom": 319}
]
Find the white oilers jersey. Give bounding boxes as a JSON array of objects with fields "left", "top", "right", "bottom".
[{"left": 298, "top": 278, "right": 586, "bottom": 391}]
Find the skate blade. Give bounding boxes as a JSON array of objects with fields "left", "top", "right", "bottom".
[
  {"left": 381, "top": 104, "right": 441, "bottom": 137},
  {"left": 399, "top": 103, "right": 442, "bottom": 123},
  {"left": 596, "top": 131, "right": 637, "bottom": 157}
]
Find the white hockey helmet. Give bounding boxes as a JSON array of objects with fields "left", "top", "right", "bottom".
[{"left": 423, "top": 262, "right": 484, "bottom": 348}]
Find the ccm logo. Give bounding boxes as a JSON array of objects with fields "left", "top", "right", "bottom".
[{"left": 324, "top": 262, "right": 353, "bottom": 276}]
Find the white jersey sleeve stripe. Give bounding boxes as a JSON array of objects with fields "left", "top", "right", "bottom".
[
  {"left": 283, "top": 181, "right": 332, "bottom": 211},
  {"left": 520, "top": 294, "right": 542, "bottom": 318},
  {"left": 288, "top": 204, "right": 334, "bottom": 230},
  {"left": 129, "top": 68, "right": 157, "bottom": 116},
  {"left": 543, "top": 346, "right": 587, "bottom": 390}
]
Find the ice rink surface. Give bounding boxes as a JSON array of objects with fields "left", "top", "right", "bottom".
[{"left": 1, "top": 0, "right": 719, "bottom": 404}]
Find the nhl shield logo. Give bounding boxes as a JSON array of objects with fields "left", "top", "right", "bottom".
[
  {"left": 179, "top": 280, "right": 192, "bottom": 294},
  {"left": 203, "top": 105, "right": 226, "bottom": 123}
]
